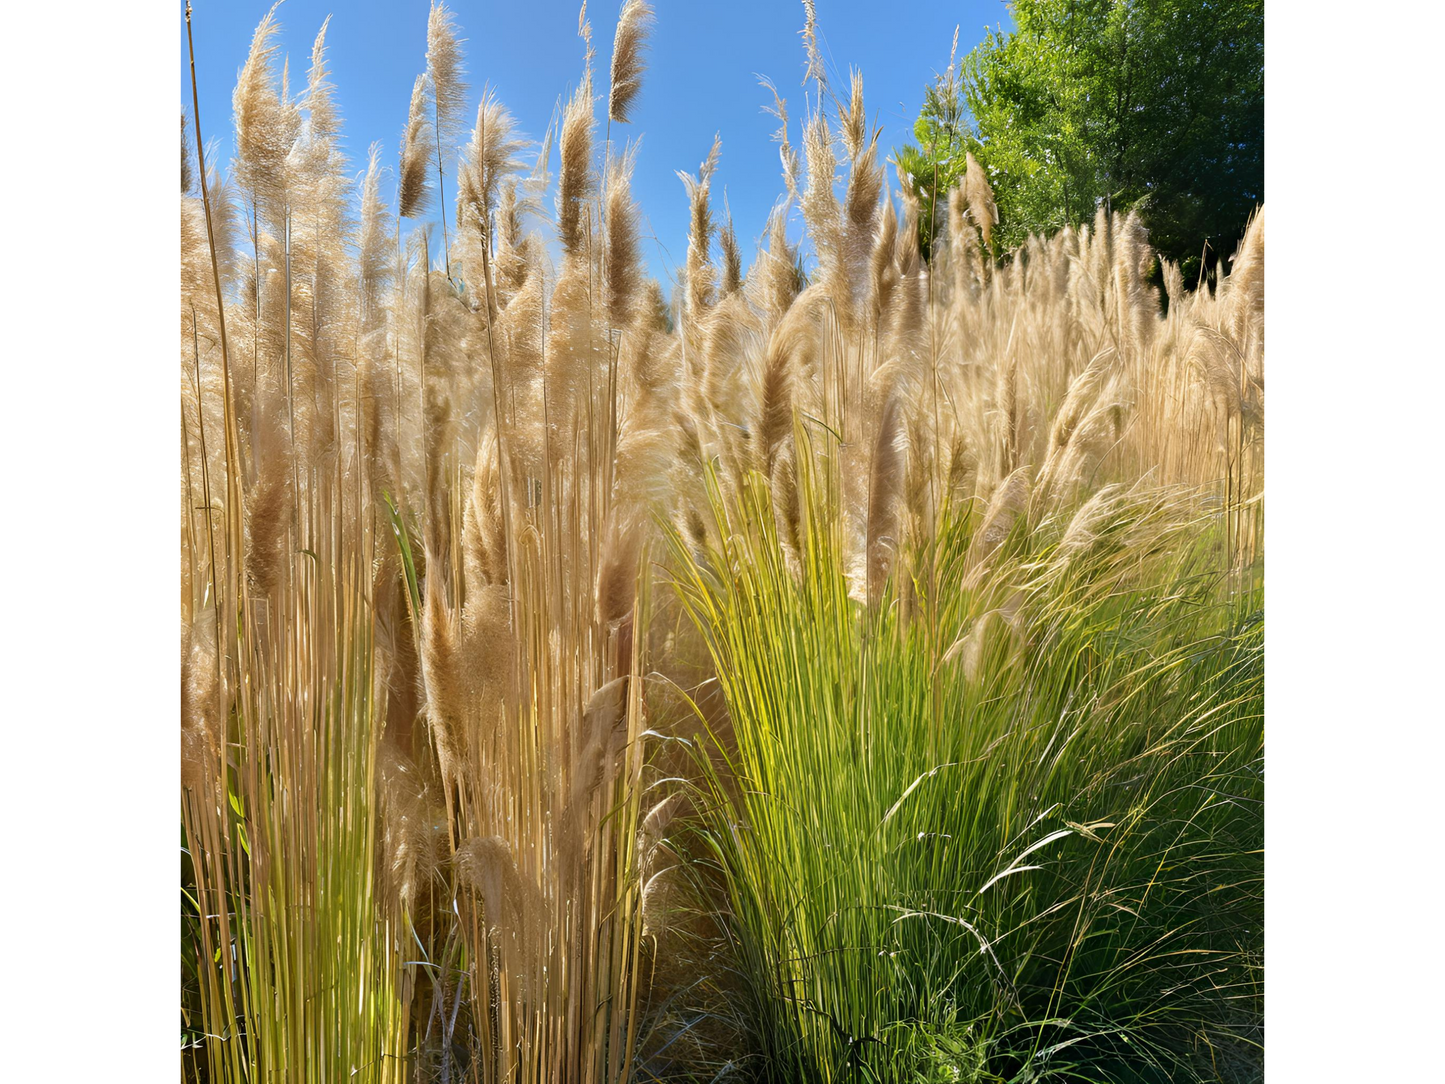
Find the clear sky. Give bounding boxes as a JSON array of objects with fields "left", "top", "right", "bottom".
[{"left": 182, "top": 0, "right": 1011, "bottom": 290}]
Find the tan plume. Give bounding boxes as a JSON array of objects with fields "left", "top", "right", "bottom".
[
  {"left": 181, "top": 113, "right": 194, "bottom": 194},
  {"left": 967, "top": 467, "right": 1030, "bottom": 572},
  {"left": 232, "top": 6, "right": 289, "bottom": 214},
  {"left": 801, "top": 113, "right": 840, "bottom": 286},
  {"left": 303, "top": 17, "right": 338, "bottom": 147},
  {"left": 801, "top": 0, "right": 824, "bottom": 90},
  {"left": 866, "top": 393, "right": 907, "bottom": 606},
  {"left": 557, "top": 72, "right": 597, "bottom": 255},
  {"left": 720, "top": 213, "right": 742, "bottom": 297},
  {"left": 757, "top": 203, "right": 800, "bottom": 321},
  {"left": 596, "top": 521, "right": 643, "bottom": 630},
  {"left": 606, "top": 145, "right": 643, "bottom": 327},
  {"left": 180, "top": 611, "right": 219, "bottom": 792},
  {"left": 398, "top": 74, "right": 432, "bottom": 218},
  {"left": 760, "top": 76, "right": 800, "bottom": 202},
  {"left": 425, "top": 2, "right": 468, "bottom": 146},
  {"left": 964, "top": 151, "right": 997, "bottom": 254},
  {"left": 608, "top": 0, "right": 655, "bottom": 123},
  {"left": 678, "top": 133, "right": 721, "bottom": 317},
  {"left": 358, "top": 144, "right": 394, "bottom": 331},
  {"left": 840, "top": 69, "right": 867, "bottom": 160}
]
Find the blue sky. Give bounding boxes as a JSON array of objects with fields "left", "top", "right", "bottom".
[{"left": 183, "top": 0, "right": 1010, "bottom": 289}]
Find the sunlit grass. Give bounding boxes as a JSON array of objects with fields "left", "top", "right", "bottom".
[{"left": 664, "top": 435, "right": 1262, "bottom": 1082}]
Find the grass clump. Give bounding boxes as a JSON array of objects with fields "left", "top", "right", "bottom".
[{"left": 665, "top": 443, "right": 1261, "bottom": 1082}]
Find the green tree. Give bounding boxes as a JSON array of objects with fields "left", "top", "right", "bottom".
[
  {"left": 894, "top": 43, "right": 969, "bottom": 263},
  {"left": 904, "top": 0, "right": 1263, "bottom": 281}
]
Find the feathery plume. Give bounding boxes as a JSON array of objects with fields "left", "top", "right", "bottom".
[
  {"left": 801, "top": 112, "right": 840, "bottom": 271},
  {"left": 1044, "top": 349, "right": 1116, "bottom": 465},
  {"left": 358, "top": 144, "right": 394, "bottom": 330},
  {"left": 608, "top": 0, "right": 655, "bottom": 123},
  {"left": 678, "top": 133, "right": 722, "bottom": 316},
  {"left": 462, "top": 435, "right": 508, "bottom": 588},
  {"left": 1057, "top": 483, "right": 1124, "bottom": 562},
  {"left": 455, "top": 835, "right": 544, "bottom": 946},
  {"left": 181, "top": 113, "right": 194, "bottom": 194},
  {"left": 425, "top": 2, "right": 468, "bottom": 147},
  {"left": 493, "top": 179, "right": 533, "bottom": 300},
  {"left": 232, "top": 6, "right": 290, "bottom": 215},
  {"left": 180, "top": 611, "right": 219, "bottom": 791},
  {"left": 579, "top": 0, "right": 595, "bottom": 60},
  {"left": 1225, "top": 205, "right": 1265, "bottom": 361},
  {"left": 964, "top": 150, "right": 997, "bottom": 254},
  {"left": 606, "top": 145, "right": 643, "bottom": 326},
  {"left": 303, "top": 18, "right": 338, "bottom": 147},
  {"left": 459, "top": 90, "right": 525, "bottom": 238},
  {"left": 757, "top": 203, "right": 800, "bottom": 321},
  {"left": 456, "top": 88, "right": 525, "bottom": 306},
  {"left": 947, "top": 184, "right": 981, "bottom": 292},
  {"left": 760, "top": 76, "right": 800, "bottom": 202},
  {"left": 719, "top": 212, "right": 742, "bottom": 297},
  {"left": 757, "top": 335, "right": 794, "bottom": 474},
  {"left": 866, "top": 393, "right": 906, "bottom": 605},
  {"left": 398, "top": 74, "right": 433, "bottom": 218},
  {"left": 243, "top": 405, "right": 292, "bottom": 599},
  {"left": 840, "top": 69, "right": 867, "bottom": 160},
  {"left": 968, "top": 466, "right": 1029, "bottom": 571},
  {"left": 800, "top": 0, "right": 824, "bottom": 91},
  {"left": 420, "top": 553, "right": 465, "bottom": 781},
  {"left": 870, "top": 192, "right": 899, "bottom": 323},
  {"left": 596, "top": 522, "right": 642, "bottom": 630},
  {"left": 840, "top": 137, "right": 883, "bottom": 319},
  {"left": 557, "top": 73, "right": 597, "bottom": 255}
]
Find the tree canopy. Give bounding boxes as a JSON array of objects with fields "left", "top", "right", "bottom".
[{"left": 900, "top": 0, "right": 1263, "bottom": 280}]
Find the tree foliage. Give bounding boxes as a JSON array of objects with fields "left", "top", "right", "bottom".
[
  {"left": 901, "top": 0, "right": 1263, "bottom": 279},
  {"left": 894, "top": 39, "right": 969, "bottom": 263}
]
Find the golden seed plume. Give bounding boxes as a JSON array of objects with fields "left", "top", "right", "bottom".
[
  {"left": 181, "top": 113, "right": 194, "bottom": 194},
  {"left": 303, "top": 17, "right": 338, "bottom": 147},
  {"left": 1057, "top": 483, "right": 1125, "bottom": 561},
  {"left": 964, "top": 150, "right": 998, "bottom": 253},
  {"left": 460, "top": 90, "right": 525, "bottom": 234},
  {"left": 243, "top": 417, "right": 291, "bottom": 600},
  {"left": 760, "top": 76, "right": 800, "bottom": 202},
  {"left": 968, "top": 467, "right": 1030, "bottom": 571},
  {"left": 720, "top": 213, "right": 742, "bottom": 297},
  {"left": 455, "top": 835, "right": 545, "bottom": 946},
  {"left": 801, "top": 113, "right": 840, "bottom": 283},
  {"left": 801, "top": 0, "right": 824, "bottom": 90},
  {"left": 757, "top": 203, "right": 800, "bottom": 321},
  {"left": 456, "top": 88, "right": 525, "bottom": 305},
  {"left": 462, "top": 434, "right": 508, "bottom": 589},
  {"left": 871, "top": 191, "right": 899, "bottom": 322},
  {"left": 678, "top": 134, "right": 722, "bottom": 317},
  {"left": 608, "top": 0, "right": 655, "bottom": 123},
  {"left": 180, "top": 611, "right": 219, "bottom": 792},
  {"left": 606, "top": 145, "right": 643, "bottom": 327},
  {"left": 358, "top": 144, "right": 394, "bottom": 330},
  {"left": 948, "top": 184, "right": 981, "bottom": 291},
  {"left": 425, "top": 2, "right": 468, "bottom": 147},
  {"left": 866, "top": 392, "right": 906, "bottom": 606},
  {"left": 398, "top": 74, "right": 432, "bottom": 218},
  {"left": 841, "top": 137, "right": 883, "bottom": 318},
  {"left": 558, "top": 72, "right": 598, "bottom": 255},
  {"left": 841, "top": 69, "right": 867, "bottom": 160},
  {"left": 596, "top": 522, "right": 642, "bottom": 630},
  {"left": 419, "top": 554, "right": 465, "bottom": 781},
  {"left": 232, "top": 6, "right": 290, "bottom": 214}
]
